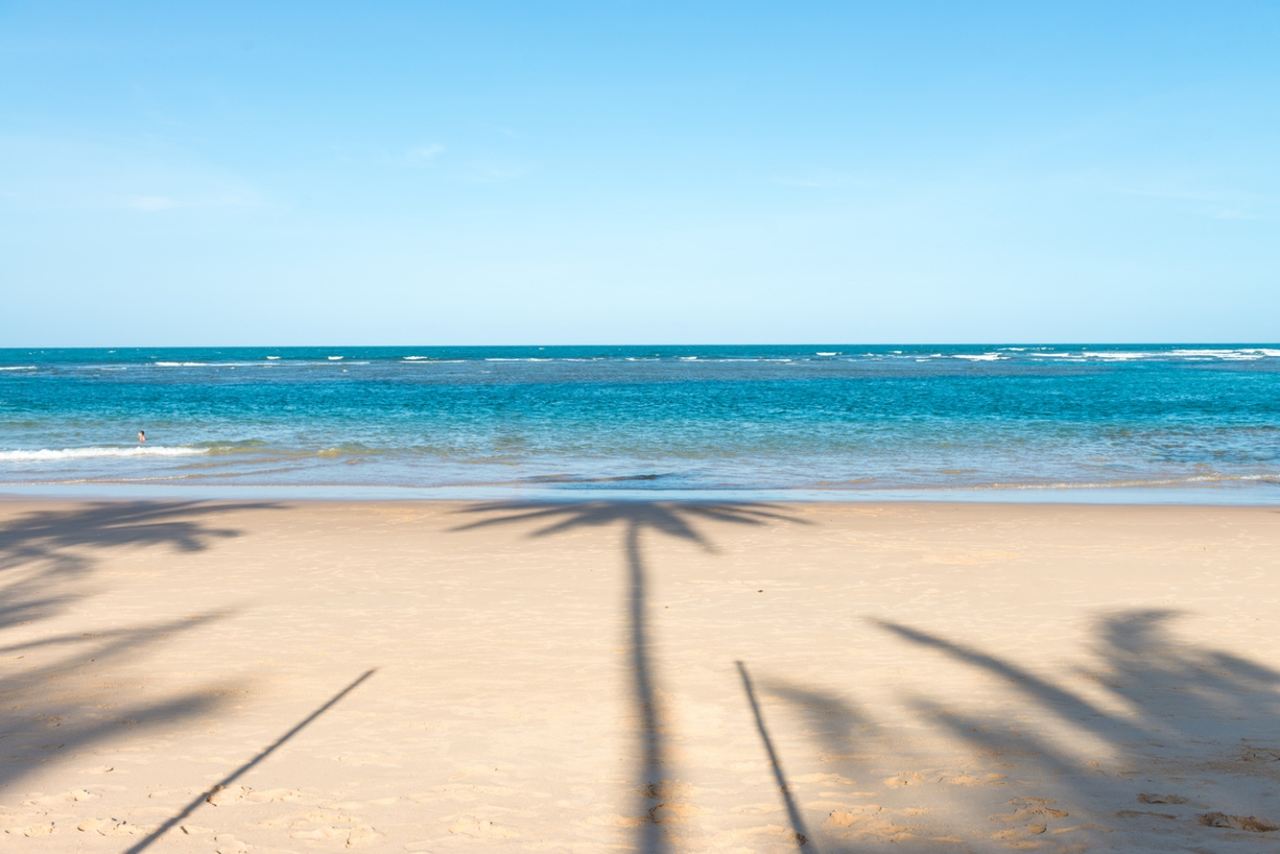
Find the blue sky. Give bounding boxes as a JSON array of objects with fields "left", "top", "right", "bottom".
[{"left": 2, "top": 1, "right": 1277, "bottom": 345}]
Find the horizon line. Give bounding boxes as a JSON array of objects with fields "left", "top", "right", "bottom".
[{"left": 3, "top": 341, "right": 1279, "bottom": 350}]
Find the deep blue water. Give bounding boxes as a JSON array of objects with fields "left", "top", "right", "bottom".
[{"left": 1, "top": 344, "right": 1278, "bottom": 502}]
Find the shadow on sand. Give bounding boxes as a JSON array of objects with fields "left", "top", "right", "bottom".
[
  {"left": 751, "top": 609, "right": 1280, "bottom": 851},
  {"left": 451, "top": 500, "right": 805, "bottom": 853},
  {"left": 125, "top": 668, "right": 378, "bottom": 853},
  {"left": 0, "top": 501, "right": 278, "bottom": 795},
  {"left": 444, "top": 498, "right": 1280, "bottom": 850}
]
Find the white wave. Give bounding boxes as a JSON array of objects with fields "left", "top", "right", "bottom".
[
  {"left": 1169, "top": 348, "right": 1268, "bottom": 360},
  {"left": 1056, "top": 348, "right": 1280, "bottom": 362},
  {"left": 984, "top": 472, "right": 1278, "bottom": 490},
  {"left": 327, "top": 355, "right": 344, "bottom": 361},
  {"left": 0, "top": 365, "right": 36, "bottom": 371},
  {"left": 402, "top": 356, "right": 430, "bottom": 361},
  {"left": 484, "top": 357, "right": 552, "bottom": 362},
  {"left": 677, "top": 356, "right": 699, "bottom": 361},
  {"left": 952, "top": 354, "right": 1002, "bottom": 361},
  {"left": 1081, "top": 351, "right": 1154, "bottom": 361},
  {"left": 154, "top": 361, "right": 260, "bottom": 368},
  {"left": 266, "top": 355, "right": 281, "bottom": 360},
  {"left": 815, "top": 351, "right": 839, "bottom": 356},
  {"left": 0, "top": 446, "right": 209, "bottom": 462}
]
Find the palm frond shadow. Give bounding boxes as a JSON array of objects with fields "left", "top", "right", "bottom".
[
  {"left": 760, "top": 609, "right": 1280, "bottom": 851},
  {"left": 0, "top": 501, "right": 279, "bottom": 795},
  {"left": 451, "top": 500, "right": 806, "bottom": 853}
]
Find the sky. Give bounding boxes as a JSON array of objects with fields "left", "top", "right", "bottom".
[{"left": 2, "top": 1, "right": 1278, "bottom": 345}]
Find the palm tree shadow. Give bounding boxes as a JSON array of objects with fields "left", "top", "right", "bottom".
[
  {"left": 819, "top": 606, "right": 1280, "bottom": 850},
  {"left": 451, "top": 500, "right": 806, "bottom": 853},
  {"left": 0, "top": 500, "right": 280, "bottom": 796},
  {"left": 760, "top": 609, "right": 1280, "bottom": 850},
  {"left": 874, "top": 609, "right": 1280, "bottom": 757}
]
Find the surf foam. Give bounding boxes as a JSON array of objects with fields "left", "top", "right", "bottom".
[{"left": 0, "top": 446, "right": 209, "bottom": 462}]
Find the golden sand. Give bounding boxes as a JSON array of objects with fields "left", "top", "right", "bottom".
[{"left": 1, "top": 499, "right": 1277, "bottom": 851}]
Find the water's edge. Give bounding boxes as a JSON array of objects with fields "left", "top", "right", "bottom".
[{"left": 2, "top": 481, "right": 1276, "bottom": 506}]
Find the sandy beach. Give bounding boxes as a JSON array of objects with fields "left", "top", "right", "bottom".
[{"left": 0, "top": 498, "right": 1277, "bottom": 852}]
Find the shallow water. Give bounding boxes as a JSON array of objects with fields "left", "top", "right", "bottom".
[{"left": 1, "top": 344, "right": 1278, "bottom": 502}]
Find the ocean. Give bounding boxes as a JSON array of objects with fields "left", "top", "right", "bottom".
[{"left": 1, "top": 345, "right": 1278, "bottom": 503}]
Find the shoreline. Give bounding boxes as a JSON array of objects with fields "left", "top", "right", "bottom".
[{"left": 1, "top": 480, "right": 1278, "bottom": 506}]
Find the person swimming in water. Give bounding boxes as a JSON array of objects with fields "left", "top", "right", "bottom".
[{"left": 138, "top": 430, "right": 146, "bottom": 444}]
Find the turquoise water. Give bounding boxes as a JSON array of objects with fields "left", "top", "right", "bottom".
[{"left": 1, "top": 345, "right": 1278, "bottom": 502}]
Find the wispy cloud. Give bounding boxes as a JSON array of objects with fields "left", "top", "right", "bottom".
[
  {"left": 1208, "top": 207, "right": 1259, "bottom": 221},
  {"left": 120, "top": 188, "right": 262, "bottom": 213},
  {"left": 404, "top": 143, "right": 446, "bottom": 164}
]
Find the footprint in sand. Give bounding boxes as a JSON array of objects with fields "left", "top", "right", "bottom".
[
  {"left": 76, "top": 817, "right": 140, "bottom": 837},
  {"left": 206, "top": 784, "right": 254, "bottom": 806},
  {"left": 23, "top": 788, "right": 97, "bottom": 806},
  {"left": 825, "top": 804, "right": 918, "bottom": 840},
  {"left": 882, "top": 772, "right": 924, "bottom": 788},
  {"left": 79, "top": 764, "right": 118, "bottom": 775},
  {"left": 261, "top": 809, "right": 384, "bottom": 848},
  {"left": 792, "top": 771, "right": 857, "bottom": 788},
  {"left": 827, "top": 804, "right": 883, "bottom": 828},
  {"left": 990, "top": 797, "right": 1070, "bottom": 843},
  {"left": 245, "top": 787, "right": 311, "bottom": 804},
  {"left": 7, "top": 822, "right": 56, "bottom": 838},
  {"left": 1198, "top": 812, "right": 1280, "bottom": 833},
  {"left": 991, "top": 797, "right": 1070, "bottom": 823},
  {"left": 945, "top": 772, "right": 1007, "bottom": 786},
  {"left": 1238, "top": 745, "right": 1280, "bottom": 763}
]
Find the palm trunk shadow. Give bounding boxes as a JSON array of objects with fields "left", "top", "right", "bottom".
[
  {"left": 737, "top": 660, "right": 814, "bottom": 851},
  {"left": 124, "top": 668, "right": 377, "bottom": 854},
  {"left": 447, "top": 500, "right": 806, "bottom": 851},
  {"left": 627, "top": 522, "right": 671, "bottom": 854}
]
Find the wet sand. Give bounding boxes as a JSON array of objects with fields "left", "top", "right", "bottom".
[{"left": 0, "top": 499, "right": 1277, "bottom": 852}]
